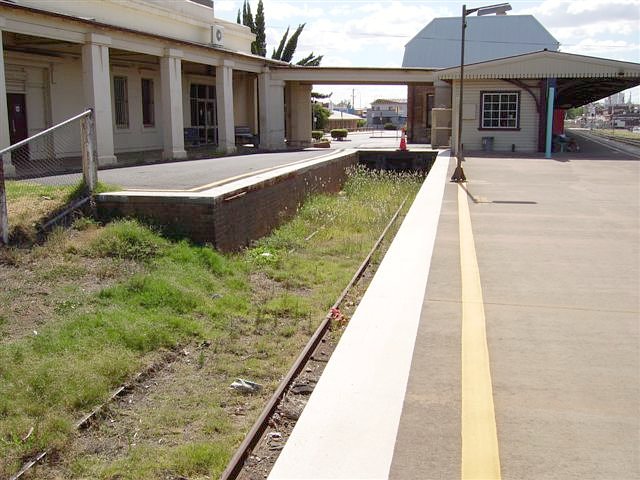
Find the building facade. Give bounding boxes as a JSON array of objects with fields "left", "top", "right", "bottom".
[
  {"left": 402, "top": 14, "right": 640, "bottom": 152},
  {"left": 0, "top": 0, "right": 314, "bottom": 177},
  {"left": 366, "top": 99, "right": 407, "bottom": 129}
]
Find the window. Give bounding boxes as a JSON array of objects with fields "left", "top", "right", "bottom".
[
  {"left": 481, "top": 92, "right": 519, "bottom": 129},
  {"left": 113, "top": 76, "right": 129, "bottom": 129},
  {"left": 141, "top": 78, "right": 155, "bottom": 127}
]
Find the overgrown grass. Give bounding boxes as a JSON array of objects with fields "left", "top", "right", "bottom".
[
  {"left": 0, "top": 167, "right": 424, "bottom": 478},
  {"left": 4, "top": 181, "right": 118, "bottom": 241}
]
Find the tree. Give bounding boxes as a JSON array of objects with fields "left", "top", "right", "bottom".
[
  {"left": 280, "top": 24, "right": 305, "bottom": 63},
  {"left": 238, "top": 1, "right": 322, "bottom": 66},
  {"left": 566, "top": 106, "right": 585, "bottom": 119},
  {"left": 313, "top": 102, "right": 331, "bottom": 130},
  {"left": 238, "top": 0, "right": 259, "bottom": 55},
  {"left": 311, "top": 91, "right": 332, "bottom": 100},
  {"left": 296, "top": 52, "right": 324, "bottom": 67},
  {"left": 254, "top": 0, "right": 266, "bottom": 57}
]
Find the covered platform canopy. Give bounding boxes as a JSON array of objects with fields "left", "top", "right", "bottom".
[{"left": 434, "top": 50, "right": 640, "bottom": 108}]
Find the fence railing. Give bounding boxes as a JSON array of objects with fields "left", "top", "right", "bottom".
[{"left": 0, "top": 109, "right": 97, "bottom": 244}]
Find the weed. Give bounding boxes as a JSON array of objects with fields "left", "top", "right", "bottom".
[
  {"left": 247, "top": 245, "right": 279, "bottom": 266},
  {"left": 197, "top": 351, "right": 205, "bottom": 369},
  {"left": 89, "top": 219, "right": 168, "bottom": 261},
  {"left": 53, "top": 299, "right": 82, "bottom": 315},
  {"left": 72, "top": 216, "right": 98, "bottom": 231},
  {"left": 0, "top": 167, "right": 423, "bottom": 478}
]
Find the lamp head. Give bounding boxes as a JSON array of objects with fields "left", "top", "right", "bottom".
[{"left": 475, "top": 3, "right": 512, "bottom": 16}]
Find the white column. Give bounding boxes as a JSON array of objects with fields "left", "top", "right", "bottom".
[
  {"left": 0, "top": 18, "right": 16, "bottom": 177},
  {"left": 82, "top": 33, "right": 116, "bottom": 166},
  {"left": 216, "top": 60, "right": 236, "bottom": 154},
  {"left": 258, "top": 69, "right": 286, "bottom": 150},
  {"left": 286, "top": 82, "right": 312, "bottom": 148},
  {"left": 160, "top": 49, "right": 187, "bottom": 160}
]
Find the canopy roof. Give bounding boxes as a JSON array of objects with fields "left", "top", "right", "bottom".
[{"left": 435, "top": 50, "right": 640, "bottom": 108}]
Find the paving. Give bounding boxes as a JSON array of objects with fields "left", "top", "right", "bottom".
[
  {"left": 97, "top": 132, "right": 408, "bottom": 190},
  {"left": 269, "top": 135, "right": 640, "bottom": 479}
]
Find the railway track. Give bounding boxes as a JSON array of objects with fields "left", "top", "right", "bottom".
[
  {"left": 8, "top": 348, "right": 184, "bottom": 480},
  {"left": 7, "top": 195, "right": 410, "bottom": 480},
  {"left": 221, "top": 196, "right": 409, "bottom": 480},
  {"left": 585, "top": 131, "right": 640, "bottom": 148}
]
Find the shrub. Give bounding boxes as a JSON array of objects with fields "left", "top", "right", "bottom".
[
  {"left": 312, "top": 130, "right": 324, "bottom": 140},
  {"left": 89, "top": 219, "right": 167, "bottom": 261},
  {"left": 330, "top": 129, "right": 348, "bottom": 140},
  {"left": 383, "top": 123, "right": 397, "bottom": 130}
]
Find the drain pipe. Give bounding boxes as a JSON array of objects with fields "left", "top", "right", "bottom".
[{"left": 545, "top": 80, "right": 556, "bottom": 159}]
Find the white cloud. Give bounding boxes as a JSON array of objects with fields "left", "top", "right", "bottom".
[
  {"left": 216, "top": 1, "right": 640, "bottom": 66},
  {"left": 214, "top": 1, "right": 237, "bottom": 13}
]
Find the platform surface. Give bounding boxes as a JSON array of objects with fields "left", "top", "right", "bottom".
[{"left": 269, "top": 137, "right": 640, "bottom": 479}]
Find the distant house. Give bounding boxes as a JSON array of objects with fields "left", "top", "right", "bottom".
[
  {"left": 367, "top": 99, "right": 407, "bottom": 128},
  {"left": 326, "top": 110, "right": 362, "bottom": 131}
]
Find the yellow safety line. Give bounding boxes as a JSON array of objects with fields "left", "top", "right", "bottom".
[{"left": 458, "top": 183, "right": 501, "bottom": 480}]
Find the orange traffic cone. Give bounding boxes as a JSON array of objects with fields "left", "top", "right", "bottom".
[{"left": 398, "top": 128, "right": 407, "bottom": 151}]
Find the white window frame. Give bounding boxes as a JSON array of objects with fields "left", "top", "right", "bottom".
[{"left": 480, "top": 91, "right": 520, "bottom": 130}]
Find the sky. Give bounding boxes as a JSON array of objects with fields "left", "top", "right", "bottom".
[{"left": 215, "top": 0, "right": 640, "bottom": 108}]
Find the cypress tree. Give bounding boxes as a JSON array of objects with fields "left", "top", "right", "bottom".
[
  {"left": 272, "top": 26, "right": 289, "bottom": 61},
  {"left": 255, "top": 0, "right": 267, "bottom": 57},
  {"left": 281, "top": 24, "right": 305, "bottom": 63}
]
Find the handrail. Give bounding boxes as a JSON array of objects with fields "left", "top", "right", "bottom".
[{"left": 0, "top": 109, "right": 92, "bottom": 157}]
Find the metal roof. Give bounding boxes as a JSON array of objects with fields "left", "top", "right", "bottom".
[
  {"left": 402, "top": 15, "right": 559, "bottom": 68},
  {"left": 328, "top": 110, "right": 363, "bottom": 120}
]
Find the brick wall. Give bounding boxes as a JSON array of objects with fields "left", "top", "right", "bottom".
[{"left": 98, "top": 152, "right": 359, "bottom": 251}]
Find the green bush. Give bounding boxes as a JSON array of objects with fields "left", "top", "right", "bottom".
[
  {"left": 88, "top": 219, "right": 168, "bottom": 261},
  {"left": 383, "top": 123, "right": 397, "bottom": 130},
  {"left": 330, "top": 129, "right": 348, "bottom": 140},
  {"left": 312, "top": 130, "right": 324, "bottom": 140}
]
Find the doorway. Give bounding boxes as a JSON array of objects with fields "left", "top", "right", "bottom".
[
  {"left": 189, "top": 84, "right": 218, "bottom": 145},
  {"left": 6, "top": 93, "right": 29, "bottom": 163}
]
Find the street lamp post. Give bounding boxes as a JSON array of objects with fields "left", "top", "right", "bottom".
[{"left": 451, "top": 2, "right": 512, "bottom": 183}]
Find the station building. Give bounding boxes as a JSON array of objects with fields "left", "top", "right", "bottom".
[
  {"left": 0, "top": 0, "right": 312, "bottom": 176},
  {"left": 402, "top": 15, "right": 640, "bottom": 152},
  {"left": 2, "top": 0, "right": 639, "bottom": 177}
]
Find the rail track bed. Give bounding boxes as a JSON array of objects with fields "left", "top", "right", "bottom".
[
  {"left": 222, "top": 198, "right": 409, "bottom": 480},
  {"left": 7, "top": 193, "right": 410, "bottom": 480}
]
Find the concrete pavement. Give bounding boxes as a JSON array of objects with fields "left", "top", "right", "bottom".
[
  {"left": 97, "top": 132, "right": 412, "bottom": 190},
  {"left": 392, "top": 147, "right": 639, "bottom": 478},
  {"left": 271, "top": 138, "right": 639, "bottom": 478}
]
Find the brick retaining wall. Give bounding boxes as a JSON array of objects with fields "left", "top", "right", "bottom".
[{"left": 98, "top": 152, "right": 359, "bottom": 251}]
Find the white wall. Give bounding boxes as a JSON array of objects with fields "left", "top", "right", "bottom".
[
  {"left": 13, "top": 0, "right": 255, "bottom": 54},
  {"left": 6, "top": 59, "right": 83, "bottom": 157},
  {"left": 233, "top": 72, "right": 257, "bottom": 132},
  {"left": 452, "top": 79, "right": 539, "bottom": 153},
  {"left": 110, "top": 66, "right": 163, "bottom": 153},
  {"left": 50, "top": 60, "right": 84, "bottom": 125}
]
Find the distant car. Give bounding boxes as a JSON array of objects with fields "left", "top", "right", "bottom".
[{"left": 632, "top": 127, "right": 640, "bottom": 133}]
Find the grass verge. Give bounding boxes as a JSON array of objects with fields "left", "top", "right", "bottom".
[
  {"left": 4, "top": 180, "right": 117, "bottom": 242},
  {"left": 0, "top": 167, "right": 424, "bottom": 478}
]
